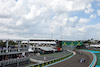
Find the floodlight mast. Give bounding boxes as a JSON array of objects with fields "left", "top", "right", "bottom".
[{"left": 60, "top": 26, "right": 62, "bottom": 40}]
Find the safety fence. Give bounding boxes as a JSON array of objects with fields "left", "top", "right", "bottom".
[
  {"left": 29, "top": 53, "right": 73, "bottom": 67},
  {"left": 0, "top": 48, "right": 28, "bottom": 53},
  {"left": 0, "top": 57, "right": 29, "bottom": 66}
]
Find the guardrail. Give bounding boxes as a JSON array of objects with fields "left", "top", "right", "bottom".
[
  {"left": 0, "top": 57, "right": 29, "bottom": 66},
  {"left": 0, "top": 48, "right": 28, "bottom": 53}
]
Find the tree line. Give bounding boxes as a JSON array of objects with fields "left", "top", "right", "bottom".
[{"left": 0, "top": 40, "right": 18, "bottom": 47}]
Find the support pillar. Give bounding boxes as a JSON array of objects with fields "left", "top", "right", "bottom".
[
  {"left": 27, "top": 40, "right": 29, "bottom": 51},
  {"left": 17, "top": 59, "right": 19, "bottom": 67},
  {"left": 6, "top": 40, "right": 9, "bottom": 52},
  {"left": 18, "top": 41, "right": 21, "bottom": 51}
]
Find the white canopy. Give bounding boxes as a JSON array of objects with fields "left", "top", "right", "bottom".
[
  {"left": 21, "top": 41, "right": 56, "bottom": 44},
  {"left": 90, "top": 44, "right": 100, "bottom": 47}
]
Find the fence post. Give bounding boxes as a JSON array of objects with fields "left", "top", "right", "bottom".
[
  {"left": 28, "top": 58, "right": 30, "bottom": 65},
  {"left": 17, "top": 59, "right": 19, "bottom": 67},
  {"left": 3, "top": 60, "right": 5, "bottom": 67}
]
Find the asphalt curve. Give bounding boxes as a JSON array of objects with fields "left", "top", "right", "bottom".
[{"left": 49, "top": 50, "right": 93, "bottom": 67}]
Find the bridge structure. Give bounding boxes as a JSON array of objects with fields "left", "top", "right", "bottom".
[
  {"left": 62, "top": 41, "right": 83, "bottom": 50},
  {"left": 62, "top": 41, "right": 83, "bottom": 46}
]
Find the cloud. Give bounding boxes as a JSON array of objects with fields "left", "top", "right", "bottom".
[
  {"left": 79, "top": 18, "right": 90, "bottom": 24},
  {"left": 68, "top": 16, "right": 79, "bottom": 27},
  {"left": 51, "top": 0, "right": 93, "bottom": 13},
  {"left": 97, "top": 9, "right": 100, "bottom": 16},
  {"left": 96, "top": 0, "right": 100, "bottom": 2},
  {"left": 85, "top": 3, "right": 94, "bottom": 14},
  {"left": 90, "top": 14, "right": 96, "bottom": 18},
  {"left": 85, "top": 23, "right": 100, "bottom": 39},
  {"left": 0, "top": 0, "right": 99, "bottom": 40},
  {"left": 97, "top": 3, "right": 100, "bottom": 6}
]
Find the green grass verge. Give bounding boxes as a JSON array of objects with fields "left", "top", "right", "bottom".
[{"left": 94, "top": 53, "right": 100, "bottom": 66}]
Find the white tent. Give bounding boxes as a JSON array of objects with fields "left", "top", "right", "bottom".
[
  {"left": 90, "top": 44, "right": 100, "bottom": 47},
  {"left": 21, "top": 41, "right": 56, "bottom": 44}
]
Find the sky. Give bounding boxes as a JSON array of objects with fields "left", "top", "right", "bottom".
[{"left": 0, "top": 0, "right": 100, "bottom": 40}]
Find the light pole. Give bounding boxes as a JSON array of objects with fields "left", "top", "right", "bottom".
[
  {"left": 85, "top": 32, "right": 86, "bottom": 40},
  {"left": 50, "top": 28, "right": 53, "bottom": 39},
  {"left": 97, "top": 27, "right": 99, "bottom": 40},
  {"left": 60, "top": 26, "right": 62, "bottom": 40}
]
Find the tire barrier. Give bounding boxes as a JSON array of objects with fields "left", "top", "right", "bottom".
[{"left": 29, "top": 53, "right": 73, "bottom": 67}]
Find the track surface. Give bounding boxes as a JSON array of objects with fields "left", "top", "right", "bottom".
[{"left": 49, "top": 50, "right": 93, "bottom": 67}]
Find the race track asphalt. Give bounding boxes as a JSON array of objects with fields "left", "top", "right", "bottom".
[{"left": 49, "top": 50, "right": 93, "bottom": 67}]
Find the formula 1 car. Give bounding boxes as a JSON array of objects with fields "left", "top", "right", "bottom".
[{"left": 79, "top": 58, "right": 85, "bottom": 63}]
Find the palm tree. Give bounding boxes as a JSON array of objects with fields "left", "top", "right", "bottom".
[
  {"left": 0, "top": 40, "right": 6, "bottom": 47},
  {"left": 91, "top": 38, "right": 93, "bottom": 41},
  {"left": 87, "top": 39, "right": 91, "bottom": 48}
]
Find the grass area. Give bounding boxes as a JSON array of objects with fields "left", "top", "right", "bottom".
[
  {"left": 41, "top": 52, "right": 70, "bottom": 56},
  {"left": 29, "top": 53, "right": 73, "bottom": 67},
  {"left": 94, "top": 53, "right": 100, "bottom": 66}
]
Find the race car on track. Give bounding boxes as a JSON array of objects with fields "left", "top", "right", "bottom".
[{"left": 79, "top": 58, "right": 85, "bottom": 63}]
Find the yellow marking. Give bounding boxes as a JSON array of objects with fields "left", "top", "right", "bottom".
[
  {"left": 99, "top": 57, "right": 100, "bottom": 59},
  {"left": 53, "top": 61, "right": 54, "bottom": 63},
  {"left": 37, "top": 65, "right": 40, "bottom": 67},
  {"left": 63, "top": 42, "right": 67, "bottom": 45},
  {"left": 70, "top": 42, "right": 74, "bottom": 45},
  {"left": 42, "top": 64, "right": 44, "bottom": 66},
  {"left": 38, "top": 65, "right": 40, "bottom": 67},
  {"left": 49, "top": 61, "right": 51, "bottom": 64},
  {"left": 46, "top": 62, "right": 48, "bottom": 65},
  {"left": 77, "top": 42, "right": 81, "bottom": 45}
]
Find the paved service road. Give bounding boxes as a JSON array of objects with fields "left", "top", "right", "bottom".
[{"left": 49, "top": 50, "right": 93, "bottom": 67}]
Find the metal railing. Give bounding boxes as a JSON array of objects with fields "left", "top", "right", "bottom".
[
  {"left": 0, "top": 57, "right": 29, "bottom": 66},
  {"left": 0, "top": 48, "right": 28, "bottom": 53},
  {"left": 20, "top": 48, "right": 28, "bottom": 52}
]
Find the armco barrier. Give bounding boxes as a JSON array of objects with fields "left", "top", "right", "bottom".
[{"left": 29, "top": 53, "right": 73, "bottom": 67}]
